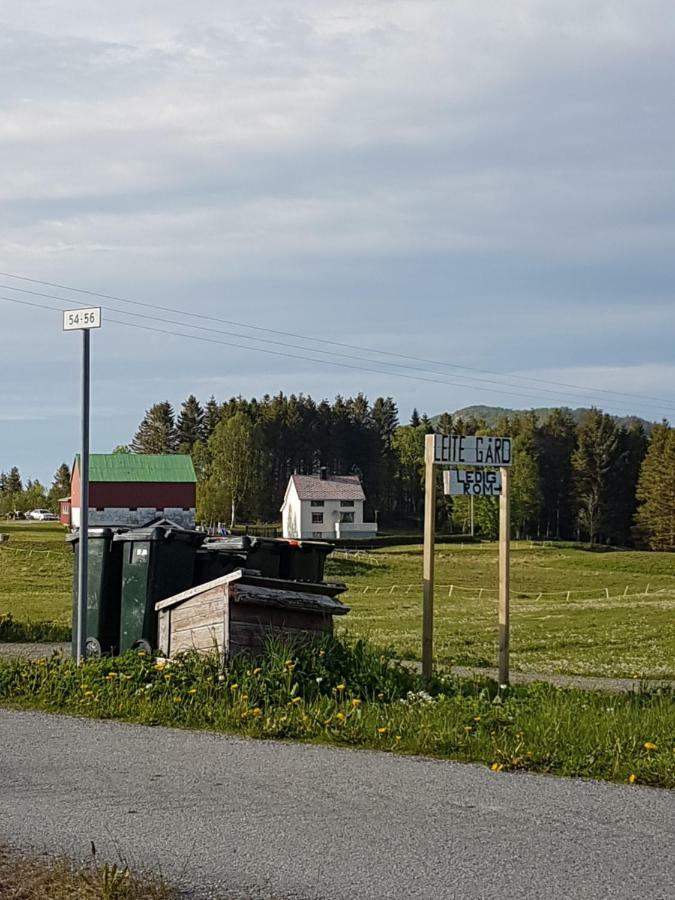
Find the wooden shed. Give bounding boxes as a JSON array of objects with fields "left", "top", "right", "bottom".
[{"left": 155, "top": 570, "right": 349, "bottom": 660}]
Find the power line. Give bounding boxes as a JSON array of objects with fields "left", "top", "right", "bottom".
[
  {"left": 1, "top": 269, "right": 673, "bottom": 411},
  {"left": 6, "top": 293, "right": 618, "bottom": 404},
  {"left": 4, "top": 281, "right": 664, "bottom": 412}
]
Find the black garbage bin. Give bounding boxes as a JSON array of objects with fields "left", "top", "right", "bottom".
[
  {"left": 203, "top": 536, "right": 285, "bottom": 579},
  {"left": 114, "top": 524, "right": 204, "bottom": 653},
  {"left": 282, "top": 539, "right": 334, "bottom": 582},
  {"left": 193, "top": 546, "right": 248, "bottom": 587},
  {"left": 67, "top": 527, "right": 126, "bottom": 657}
]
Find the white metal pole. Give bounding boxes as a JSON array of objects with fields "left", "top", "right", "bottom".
[
  {"left": 76, "top": 328, "right": 90, "bottom": 664},
  {"left": 498, "top": 466, "right": 510, "bottom": 685}
]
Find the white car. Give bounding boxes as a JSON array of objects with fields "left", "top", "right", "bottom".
[{"left": 26, "top": 509, "right": 58, "bottom": 521}]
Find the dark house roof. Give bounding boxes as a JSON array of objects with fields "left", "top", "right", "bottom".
[
  {"left": 73, "top": 454, "right": 197, "bottom": 484},
  {"left": 289, "top": 474, "right": 365, "bottom": 501}
]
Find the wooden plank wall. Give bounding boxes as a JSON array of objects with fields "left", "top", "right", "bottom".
[
  {"left": 228, "top": 592, "right": 332, "bottom": 658},
  {"left": 162, "top": 583, "right": 227, "bottom": 657}
]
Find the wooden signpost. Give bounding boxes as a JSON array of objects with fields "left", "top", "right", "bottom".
[{"left": 422, "top": 433, "right": 512, "bottom": 682}]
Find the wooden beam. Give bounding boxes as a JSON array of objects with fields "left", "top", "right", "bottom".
[
  {"left": 422, "top": 434, "right": 436, "bottom": 679},
  {"left": 498, "top": 466, "right": 510, "bottom": 685}
]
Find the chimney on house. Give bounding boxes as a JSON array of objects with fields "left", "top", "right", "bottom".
[{"left": 320, "top": 467, "right": 328, "bottom": 480}]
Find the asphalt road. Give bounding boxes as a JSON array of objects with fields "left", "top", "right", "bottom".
[{"left": 0, "top": 710, "right": 673, "bottom": 900}]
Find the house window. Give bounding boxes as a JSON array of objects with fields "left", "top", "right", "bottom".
[
  {"left": 310, "top": 500, "right": 324, "bottom": 507},
  {"left": 340, "top": 500, "right": 354, "bottom": 507},
  {"left": 339, "top": 511, "right": 354, "bottom": 524},
  {"left": 312, "top": 513, "right": 324, "bottom": 524}
]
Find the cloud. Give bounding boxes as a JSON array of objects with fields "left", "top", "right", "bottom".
[{"left": 0, "top": 1, "right": 674, "bottom": 479}]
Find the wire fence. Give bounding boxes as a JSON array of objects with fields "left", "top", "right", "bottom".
[{"left": 345, "top": 582, "right": 672, "bottom": 601}]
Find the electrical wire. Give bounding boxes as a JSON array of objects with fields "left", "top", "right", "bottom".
[
  {"left": 3, "top": 281, "right": 663, "bottom": 411},
  {"left": 1, "top": 270, "right": 673, "bottom": 410}
]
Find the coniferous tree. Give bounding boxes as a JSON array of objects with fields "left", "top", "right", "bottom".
[
  {"left": 202, "top": 396, "right": 222, "bottom": 442},
  {"left": 176, "top": 395, "right": 204, "bottom": 452},
  {"left": 572, "top": 409, "right": 621, "bottom": 543},
  {"left": 539, "top": 409, "right": 576, "bottom": 538},
  {"left": 6, "top": 467, "right": 22, "bottom": 493},
  {"left": 409, "top": 408, "right": 421, "bottom": 428},
  {"left": 130, "top": 402, "right": 178, "bottom": 454},
  {"left": 48, "top": 463, "right": 71, "bottom": 510},
  {"left": 635, "top": 423, "right": 675, "bottom": 550}
]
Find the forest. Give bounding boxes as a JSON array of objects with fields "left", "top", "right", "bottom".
[{"left": 2, "top": 392, "right": 673, "bottom": 549}]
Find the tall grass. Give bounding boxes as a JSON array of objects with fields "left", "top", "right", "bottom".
[{"left": 1, "top": 636, "right": 672, "bottom": 787}]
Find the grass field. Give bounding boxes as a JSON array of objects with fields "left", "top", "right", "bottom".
[
  {"left": 0, "top": 522, "right": 71, "bottom": 624},
  {"left": 1, "top": 522, "right": 674, "bottom": 679},
  {"left": 326, "top": 543, "right": 675, "bottom": 679}
]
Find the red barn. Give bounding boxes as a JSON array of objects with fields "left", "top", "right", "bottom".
[{"left": 67, "top": 454, "right": 197, "bottom": 529}]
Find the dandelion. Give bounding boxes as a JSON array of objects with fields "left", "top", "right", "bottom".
[
  {"left": 154, "top": 659, "right": 167, "bottom": 670},
  {"left": 163, "top": 673, "right": 172, "bottom": 681},
  {"left": 335, "top": 712, "right": 345, "bottom": 722},
  {"left": 187, "top": 688, "right": 197, "bottom": 695},
  {"left": 351, "top": 698, "right": 361, "bottom": 707},
  {"left": 491, "top": 763, "right": 504, "bottom": 772},
  {"left": 628, "top": 774, "right": 637, "bottom": 784},
  {"left": 252, "top": 707, "right": 262, "bottom": 717},
  {"left": 336, "top": 683, "right": 346, "bottom": 691},
  {"left": 319, "top": 649, "right": 325, "bottom": 657},
  {"left": 84, "top": 691, "right": 94, "bottom": 698},
  {"left": 464, "top": 726, "right": 472, "bottom": 732},
  {"left": 253, "top": 667, "right": 262, "bottom": 675},
  {"left": 291, "top": 697, "right": 302, "bottom": 705},
  {"left": 473, "top": 716, "right": 481, "bottom": 722},
  {"left": 240, "top": 711, "right": 249, "bottom": 720},
  {"left": 230, "top": 683, "right": 239, "bottom": 691},
  {"left": 643, "top": 742, "right": 657, "bottom": 751},
  {"left": 395, "top": 735, "right": 402, "bottom": 742},
  {"left": 174, "top": 696, "right": 182, "bottom": 704},
  {"left": 377, "top": 727, "right": 387, "bottom": 734}
]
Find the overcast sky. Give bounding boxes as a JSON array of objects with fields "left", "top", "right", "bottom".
[{"left": 2, "top": 1, "right": 674, "bottom": 484}]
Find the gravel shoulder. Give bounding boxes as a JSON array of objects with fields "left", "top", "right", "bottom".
[{"left": 0, "top": 708, "right": 673, "bottom": 900}]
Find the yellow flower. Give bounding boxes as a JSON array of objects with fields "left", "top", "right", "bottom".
[
  {"left": 253, "top": 667, "right": 262, "bottom": 675},
  {"left": 377, "top": 727, "right": 387, "bottom": 734},
  {"left": 628, "top": 773, "right": 637, "bottom": 784},
  {"left": 473, "top": 716, "right": 481, "bottom": 722},
  {"left": 187, "top": 688, "right": 197, "bottom": 695},
  {"left": 291, "top": 696, "right": 302, "bottom": 705},
  {"left": 252, "top": 707, "right": 262, "bottom": 717},
  {"left": 174, "top": 696, "right": 182, "bottom": 703},
  {"left": 154, "top": 659, "right": 167, "bottom": 669},
  {"left": 491, "top": 762, "right": 504, "bottom": 772},
  {"left": 395, "top": 735, "right": 401, "bottom": 742},
  {"left": 335, "top": 712, "right": 345, "bottom": 722},
  {"left": 240, "top": 710, "right": 249, "bottom": 720},
  {"left": 336, "top": 683, "right": 346, "bottom": 691},
  {"left": 163, "top": 673, "right": 172, "bottom": 681},
  {"left": 230, "top": 683, "right": 239, "bottom": 691},
  {"left": 241, "top": 694, "right": 248, "bottom": 701},
  {"left": 319, "top": 649, "right": 325, "bottom": 657},
  {"left": 464, "top": 725, "right": 472, "bottom": 732},
  {"left": 84, "top": 691, "right": 94, "bottom": 698},
  {"left": 350, "top": 698, "right": 361, "bottom": 707},
  {"left": 643, "top": 742, "right": 657, "bottom": 751}
]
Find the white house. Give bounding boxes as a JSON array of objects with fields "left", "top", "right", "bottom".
[{"left": 281, "top": 473, "right": 377, "bottom": 540}]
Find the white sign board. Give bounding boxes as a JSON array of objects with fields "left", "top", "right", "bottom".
[
  {"left": 433, "top": 434, "right": 512, "bottom": 467},
  {"left": 63, "top": 308, "right": 102, "bottom": 331},
  {"left": 443, "top": 468, "right": 502, "bottom": 497}
]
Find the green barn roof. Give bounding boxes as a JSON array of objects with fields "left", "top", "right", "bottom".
[{"left": 74, "top": 454, "right": 196, "bottom": 483}]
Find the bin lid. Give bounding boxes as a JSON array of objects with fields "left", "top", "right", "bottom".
[
  {"left": 66, "top": 527, "right": 126, "bottom": 544},
  {"left": 113, "top": 522, "right": 205, "bottom": 546}
]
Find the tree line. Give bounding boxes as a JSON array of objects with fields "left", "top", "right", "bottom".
[
  {"left": 124, "top": 393, "right": 673, "bottom": 549},
  {"left": 0, "top": 464, "right": 70, "bottom": 517}
]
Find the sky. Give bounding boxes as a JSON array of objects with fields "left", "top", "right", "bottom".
[{"left": 1, "top": 0, "right": 674, "bottom": 484}]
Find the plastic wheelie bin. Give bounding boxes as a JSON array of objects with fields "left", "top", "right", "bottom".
[
  {"left": 67, "top": 527, "right": 126, "bottom": 657},
  {"left": 203, "top": 536, "right": 285, "bottom": 579},
  {"left": 282, "top": 540, "right": 333, "bottom": 582},
  {"left": 193, "top": 546, "right": 248, "bottom": 587},
  {"left": 114, "top": 524, "right": 204, "bottom": 653}
]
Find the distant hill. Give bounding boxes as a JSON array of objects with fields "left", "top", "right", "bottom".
[{"left": 431, "top": 405, "right": 655, "bottom": 433}]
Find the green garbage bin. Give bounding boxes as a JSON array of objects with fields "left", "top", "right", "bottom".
[
  {"left": 67, "top": 528, "right": 126, "bottom": 658},
  {"left": 114, "top": 524, "right": 204, "bottom": 653},
  {"left": 281, "top": 540, "right": 334, "bottom": 582}
]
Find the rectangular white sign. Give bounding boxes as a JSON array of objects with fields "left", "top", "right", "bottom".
[
  {"left": 63, "top": 307, "right": 102, "bottom": 331},
  {"left": 443, "top": 468, "right": 502, "bottom": 497},
  {"left": 433, "top": 434, "right": 512, "bottom": 467}
]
